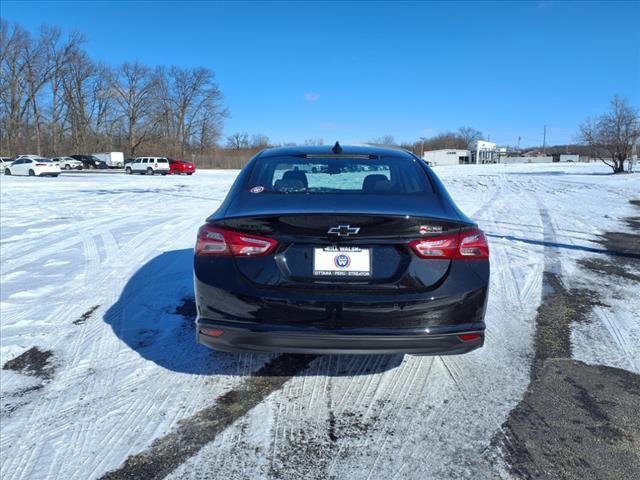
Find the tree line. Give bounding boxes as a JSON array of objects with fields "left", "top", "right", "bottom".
[
  {"left": 366, "top": 127, "right": 484, "bottom": 154},
  {"left": 0, "top": 19, "right": 227, "bottom": 159}
]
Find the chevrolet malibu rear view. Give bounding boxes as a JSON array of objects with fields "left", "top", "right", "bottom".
[{"left": 193, "top": 144, "right": 489, "bottom": 354}]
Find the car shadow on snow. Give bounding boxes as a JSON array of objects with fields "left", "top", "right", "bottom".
[{"left": 103, "top": 248, "right": 403, "bottom": 377}]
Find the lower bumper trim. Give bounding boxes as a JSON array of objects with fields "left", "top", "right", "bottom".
[{"left": 196, "top": 320, "right": 484, "bottom": 355}]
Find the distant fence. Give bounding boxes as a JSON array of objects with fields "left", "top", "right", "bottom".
[
  {"left": 187, "top": 149, "right": 260, "bottom": 169},
  {"left": 501, "top": 156, "right": 554, "bottom": 164}
]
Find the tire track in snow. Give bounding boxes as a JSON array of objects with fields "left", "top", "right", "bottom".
[{"left": 101, "top": 354, "right": 317, "bottom": 480}]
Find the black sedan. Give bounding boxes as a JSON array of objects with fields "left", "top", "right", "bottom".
[
  {"left": 194, "top": 144, "right": 489, "bottom": 355},
  {"left": 70, "top": 154, "right": 108, "bottom": 169}
]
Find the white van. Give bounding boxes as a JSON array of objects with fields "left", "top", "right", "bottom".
[{"left": 93, "top": 152, "right": 124, "bottom": 168}]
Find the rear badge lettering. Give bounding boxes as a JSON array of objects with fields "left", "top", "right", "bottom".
[
  {"left": 420, "top": 225, "right": 443, "bottom": 234},
  {"left": 250, "top": 186, "right": 265, "bottom": 193}
]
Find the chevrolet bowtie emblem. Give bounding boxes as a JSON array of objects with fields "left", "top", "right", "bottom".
[{"left": 328, "top": 225, "right": 360, "bottom": 236}]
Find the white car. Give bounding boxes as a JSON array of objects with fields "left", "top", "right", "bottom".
[
  {"left": 125, "top": 157, "right": 170, "bottom": 175},
  {"left": 4, "top": 157, "right": 61, "bottom": 177},
  {"left": 53, "top": 156, "right": 84, "bottom": 170}
]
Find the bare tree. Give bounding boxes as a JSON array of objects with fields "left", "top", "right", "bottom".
[
  {"left": 0, "top": 21, "right": 30, "bottom": 154},
  {"left": 110, "top": 61, "right": 158, "bottom": 156},
  {"left": 579, "top": 96, "right": 640, "bottom": 173},
  {"left": 42, "top": 27, "right": 84, "bottom": 155},
  {"left": 226, "top": 132, "right": 249, "bottom": 149},
  {"left": 368, "top": 134, "right": 396, "bottom": 146},
  {"left": 60, "top": 47, "right": 97, "bottom": 152},
  {"left": 457, "top": 126, "right": 483, "bottom": 148},
  {"left": 159, "top": 66, "right": 227, "bottom": 157},
  {"left": 249, "top": 133, "right": 270, "bottom": 148}
]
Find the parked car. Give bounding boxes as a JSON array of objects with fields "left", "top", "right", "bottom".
[
  {"left": 125, "top": 157, "right": 170, "bottom": 175},
  {"left": 92, "top": 151, "right": 124, "bottom": 168},
  {"left": 53, "top": 156, "right": 84, "bottom": 170},
  {"left": 4, "top": 157, "right": 60, "bottom": 177},
  {"left": 70, "top": 155, "right": 108, "bottom": 169},
  {"left": 193, "top": 144, "right": 490, "bottom": 355},
  {"left": 168, "top": 158, "right": 196, "bottom": 175},
  {"left": 0, "top": 157, "right": 14, "bottom": 168}
]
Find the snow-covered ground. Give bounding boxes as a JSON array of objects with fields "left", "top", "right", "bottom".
[{"left": 1, "top": 162, "right": 638, "bottom": 480}]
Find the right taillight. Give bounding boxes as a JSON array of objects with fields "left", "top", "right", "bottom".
[
  {"left": 455, "top": 229, "right": 489, "bottom": 259},
  {"left": 409, "top": 228, "right": 489, "bottom": 260},
  {"left": 195, "top": 225, "right": 277, "bottom": 257},
  {"left": 409, "top": 234, "right": 459, "bottom": 259}
]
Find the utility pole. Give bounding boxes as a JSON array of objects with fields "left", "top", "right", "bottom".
[
  {"left": 543, "top": 125, "right": 547, "bottom": 154},
  {"left": 630, "top": 134, "right": 638, "bottom": 173},
  {"left": 420, "top": 137, "right": 426, "bottom": 159}
]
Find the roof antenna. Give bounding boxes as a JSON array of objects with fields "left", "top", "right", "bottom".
[{"left": 332, "top": 141, "right": 342, "bottom": 154}]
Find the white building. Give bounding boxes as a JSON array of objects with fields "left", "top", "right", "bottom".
[
  {"left": 422, "top": 149, "right": 470, "bottom": 166},
  {"left": 469, "top": 140, "right": 497, "bottom": 164},
  {"left": 559, "top": 154, "right": 579, "bottom": 162}
]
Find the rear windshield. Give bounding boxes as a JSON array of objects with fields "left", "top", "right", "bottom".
[{"left": 248, "top": 156, "right": 430, "bottom": 194}]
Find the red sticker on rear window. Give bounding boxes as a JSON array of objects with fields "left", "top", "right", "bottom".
[{"left": 250, "top": 186, "right": 265, "bottom": 193}]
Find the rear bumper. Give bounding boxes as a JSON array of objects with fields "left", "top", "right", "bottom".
[{"left": 196, "top": 319, "right": 484, "bottom": 355}]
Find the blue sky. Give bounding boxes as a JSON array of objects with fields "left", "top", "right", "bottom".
[{"left": 2, "top": 0, "right": 639, "bottom": 146}]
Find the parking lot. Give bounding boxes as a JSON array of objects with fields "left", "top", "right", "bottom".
[{"left": 1, "top": 163, "right": 639, "bottom": 480}]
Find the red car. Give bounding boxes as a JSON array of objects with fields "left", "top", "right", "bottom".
[{"left": 168, "top": 158, "right": 196, "bottom": 175}]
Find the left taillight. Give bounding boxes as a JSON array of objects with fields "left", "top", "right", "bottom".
[
  {"left": 409, "top": 228, "right": 489, "bottom": 260},
  {"left": 195, "top": 225, "right": 277, "bottom": 257}
]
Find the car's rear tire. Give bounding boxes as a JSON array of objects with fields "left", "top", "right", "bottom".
[
  {"left": 161, "top": 172, "right": 167, "bottom": 176},
  {"left": 28, "top": 169, "right": 35, "bottom": 176},
  {"left": 147, "top": 167, "right": 154, "bottom": 175},
  {"left": 77, "top": 166, "right": 83, "bottom": 170},
  {"left": 125, "top": 167, "right": 132, "bottom": 174},
  {"left": 187, "top": 173, "right": 193, "bottom": 175},
  {"left": 4, "top": 168, "right": 10, "bottom": 175},
  {"left": 52, "top": 174, "right": 59, "bottom": 177}
]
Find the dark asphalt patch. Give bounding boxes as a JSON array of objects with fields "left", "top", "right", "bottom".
[
  {"left": 580, "top": 201, "right": 640, "bottom": 283},
  {"left": 496, "top": 199, "right": 640, "bottom": 480},
  {"left": 73, "top": 305, "right": 100, "bottom": 325},
  {"left": 498, "top": 271, "right": 640, "bottom": 480},
  {"left": 501, "top": 359, "right": 640, "bottom": 480},
  {"left": 578, "top": 257, "right": 640, "bottom": 283},
  {"left": 531, "top": 273, "right": 605, "bottom": 378},
  {"left": 2, "top": 346, "right": 55, "bottom": 379},
  {"left": 100, "top": 353, "right": 318, "bottom": 480}
]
